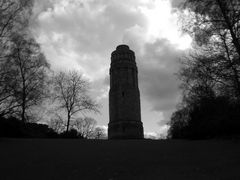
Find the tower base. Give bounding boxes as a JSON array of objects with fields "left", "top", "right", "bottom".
[{"left": 108, "top": 121, "right": 144, "bottom": 139}]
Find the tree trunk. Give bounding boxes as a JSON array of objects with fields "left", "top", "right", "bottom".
[
  {"left": 232, "top": 67, "right": 240, "bottom": 98},
  {"left": 21, "top": 82, "right": 26, "bottom": 123},
  {"left": 222, "top": 33, "right": 240, "bottom": 98},
  {"left": 21, "top": 98, "right": 25, "bottom": 123},
  {"left": 66, "top": 112, "right": 71, "bottom": 132}
]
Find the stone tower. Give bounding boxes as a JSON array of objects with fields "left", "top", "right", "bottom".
[{"left": 108, "top": 45, "right": 144, "bottom": 139}]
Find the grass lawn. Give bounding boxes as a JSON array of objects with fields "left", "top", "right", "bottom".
[{"left": 0, "top": 138, "right": 240, "bottom": 180}]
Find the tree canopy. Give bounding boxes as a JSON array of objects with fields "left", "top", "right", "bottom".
[{"left": 168, "top": 0, "right": 240, "bottom": 139}]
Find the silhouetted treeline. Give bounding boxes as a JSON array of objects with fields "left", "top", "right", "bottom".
[
  {"left": 0, "top": 116, "right": 57, "bottom": 138},
  {"left": 0, "top": 116, "right": 86, "bottom": 138},
  {"left": 169, "top": 96, "right": 240, "bottom": 139},
  {"left": 168, "top": 0, "right": 240, "bottom": 139}
]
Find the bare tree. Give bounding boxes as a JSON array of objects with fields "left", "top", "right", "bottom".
[
  {"left": 52, "top": 71, "right": 99, "bottom": 132},
  {"left": 0, "top": 0, "right": 36, "bottom": 118},
  {"left": 0, "top": 33, "right": 50, "bottom": 121},
  {"left": 73, "top": 117, "right": 97, "bottom": 138},
  {"left": 49, "top": 114, "right": 66, "bottom": 133},
  {"left": 93, "top": 126, "right": 106, "bottom": 139}
]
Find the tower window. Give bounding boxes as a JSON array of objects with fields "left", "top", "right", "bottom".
[{"left": 122, "top": 91, "right": 124, "bottom": 97}]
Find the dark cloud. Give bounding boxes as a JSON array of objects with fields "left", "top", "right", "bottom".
[
  {"left": 170, "top": 0, "right": 185, "bottom": 8},
  {"left": 138, "top": 39, "right": 182, "bottom": 112}
]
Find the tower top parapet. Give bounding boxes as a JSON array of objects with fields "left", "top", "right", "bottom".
[
  {"left": 116, "top": 44, "right": 129, "bottom": 51},
  {"left": 111, "top": 44, "right": 135, "bottom": 63}
]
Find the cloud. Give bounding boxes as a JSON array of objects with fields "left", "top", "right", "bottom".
[
  {"left": 170, "top": 0, "right": 185, "bottom": 8},
  {"left": 144, "top": 124, "right": 169, "bottom": 139},
  {"left": 144, "top": 132, "right": 159, "bottom": 139},
  {"left": 130, "top": 39, "right": 184, "bottom": 126},
  {"left": 31, "top": 0, "right": 191, "bottom": 132},
  {"left": 32, "top": 0, "right": 148, "bottom": 80},
  {"left": 139, "top": 39, "right": 183, "bottom": 111}
]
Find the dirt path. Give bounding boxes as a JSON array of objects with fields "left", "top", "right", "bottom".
[{"left": 0, "top": 139, "right": 239, "bottom": 180}]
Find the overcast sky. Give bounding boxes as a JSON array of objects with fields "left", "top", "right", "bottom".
[{"left": 31, "top": 0, "right": 191, "bottom": 137}]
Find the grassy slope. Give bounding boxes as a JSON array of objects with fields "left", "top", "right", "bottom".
[{"left": 0, "top": 139, "right": 240, "bottom": 180}]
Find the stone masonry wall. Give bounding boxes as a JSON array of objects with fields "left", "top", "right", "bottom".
[{"left": 108, "top": 45, "right": 143, "bottom": 139}]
